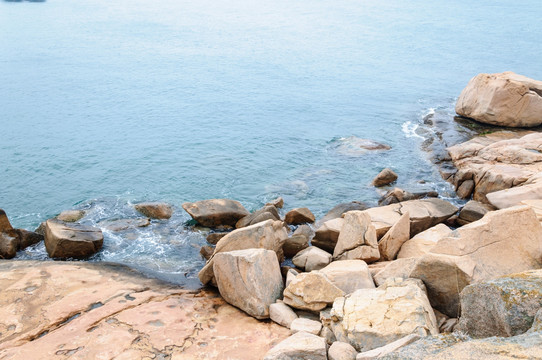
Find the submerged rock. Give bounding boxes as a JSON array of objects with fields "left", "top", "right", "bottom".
[
  {"left": 332, "top": 136, "right": 391, "bottom": 157},
  {"left": 44, "top": 219, "right": 103, "bottom": 259},
  {"left": 182, "top": 199, "right": 249, "bottom": 227},
  {"left": 56, "top": 209, "right": 86, "bottom": 222}
]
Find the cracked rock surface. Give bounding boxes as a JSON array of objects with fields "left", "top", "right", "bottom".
[{"left": 0, "top": 261, "right": 289, "bottom": 359}]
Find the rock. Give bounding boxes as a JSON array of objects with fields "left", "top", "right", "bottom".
[
  {"left": 206, "top": 232, "right": 228, "bottom": 245},
  {"left": 373, "top": 258, "right": 418, "bottom": 287},
  {"left": 132, "top": 202, "right": 173, "bottom": 220},
  {"left": 0, "top": 261, "right": 289, "bottom": 360},
  {"left": 457, "top": 200, "right": 495, "bottom": 225},
  {"left": 292, "top": 247, "right": 332, "bottom": 271},
  {"left": 364, "top": 198, "right": 458, "bottom": 239},
  {"left": 320, "top": 260, "right": 375, "bottom": 294},
  {"left": 56, "top": 209, "right": 86, "bottom": 222},
  {"left": 455, "top": 179, "right": 474, "bottom": 199},
  {"left": 312, "top": 217, "right": 344, "bottom": 253},
  {"left": 263, "top": 331, "right": 327, "bottom": 360},
  {"left": 329, "top": 341, "right": 358, "bottom": 360},
  {"left": 34, "top": 222, "right": 46, "bottom": 236},
  {"left": 198, "top": 220, "right": 287, "bottom": 285},
  {"left": 0, "top": 209, "right": 14, "bottom": 232},
  {"left": 410, "top": 205, "right": 542, "bottom": 317},
  {"left": 44, "top": 219, "right": 103, "bottom": 259},
  {"left": 447, "top": 132, "right": 542, "bottom": 203},
  {"left": 529, "top": 308, "right": 542, "bottom": 333},
  {"left": 356, "top": 334, "right": 421, "bottom": 360},
  {"left": 456, "top": 269, "right": 542, "bottom": 338},
  {"left": 285, "top": 208, "right": 315, "bottom": 225},
  {"left": 456, "top": 71, "right": 542, "bottom": 127},
  {"left": 378, "top": 212, "right": 410, "bottom": 261},
  {"left": 283, "top": 225, "right": 312, "bottom": 258},
  {"left": 440, "top": 318, "right": 458, "bottom": 333},
  {"left": 316, "top": 201, "right": 368, "bottom": 228},
  {"left": 397, "top": 224, "right": 453, "bottom": 259},
  {"left": 213, "top": 249, "right": 283, "bottom": 319},
  {"left": 332, "top": 136, "right": 391, "bottom": 157},
  {"left": 236, "top": 205, "right": 280, "bottom": 228},
  {"left": 285, "top": 268, "right": 298, "bottom": 287},
  {"left": 333, "top": 211, "right": 379, "bottom": 263},
  {"left": 330, "top": 278, "right": 438, "bottom": 352},
  {"left": 321, "top": 326, "right": 337, "bottom": 345},
  {"left": 270, "top": 302, "right": 298, "bottom": 328},
  {"left": 182, "top": 199, "right": 249, "bottom": 227},
  {"left": 15, "top": 229, "right": 43, "bottom": 250},
  {"left": 372, "top": 168, "right": 398, "bottom": 187},
  {"left": 296, "top": 310, "right": 320, "bottom": 322},
  {"left": 367, "top": 261, "right": 391, "bottom": 278},
  {"left": 283, "top": 271, "right": 344, "bottom": 312},
  {"left": 266, "top": 197, "right": 284, "bottom": 209},
  {"left": 487, "top": 171, "right": 542, "bottom": 209},
  {"left": 199, "top": 245, "right": 214, "bottom": 260},
  {"left": 293, "top": 224, "right": 314, "bottom": 239},
  {"left": 98, "top": 218, "right": 150, "bottom": 232},
  {"left": 290, "top": 318, "right": 322, "bottom": 335},
  {"left": 378, "top": 188, "right": 438, "bottom": 206},
  {"left": 0, "top": 231, "right": 18, "bottom": 259}
]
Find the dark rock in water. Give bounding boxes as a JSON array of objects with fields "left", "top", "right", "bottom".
[
  {"left": 56, "top": 209, "right": 86, "bottom": 223},
  {"left": 134, "top": 202, "right": 173, "bottom": 220},
  {"left": 0, "top": 229, "right": 43, "bottom": 259},
  {"left": 282, "top": 226, "right": 310, "bottom": 258},
  {"left": 34, "top": 222, "right": 46, "bottom": 236},
  {"left": 332, "top": 136, "right": 391, "bottom": 157},
  {"left": 236, "top": 205, "right": 280, "bottom": 228},
  {"left": 182, "top": 199, "right": 249, "bottom": 227},
  {"left": 455, "top": 179, "right": 474, "bottom": 199},
  {"left": 285, "top": 208, "right": 315, "bottom": 225},
  {"left": 316, "top": 201, "right": 367, "bottom": 228},
  {"left": 378, "top": 188, "right": 438, "bottom": 206},
  {"left": 16, "top": 229, "right": 44, "bottom": 249},
  {"left": 200, "top": 245, "right": 214, "bottom": 260},
  {"left": 372, "top": 168, "right": 398, "bottom": 187},
  {"left": 98, "top": 218, "right": 151, "bottom": 232},
  {"left": 44, "top": 219, "right": 103, "bottom": 259},
  {"left": 0, "top": 209, "right": 14, "bottom": 232},
  {"left": 206, "top": 232, "right": 228, "bottom": 245}
]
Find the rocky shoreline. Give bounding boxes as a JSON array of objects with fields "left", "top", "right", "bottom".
[{"left": 2, "top": 71, "right": 542, "bottom": 359}]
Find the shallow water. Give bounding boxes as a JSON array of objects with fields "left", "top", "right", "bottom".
[{"left": 2, "top": 0, "right": 542, "bottom": 284}]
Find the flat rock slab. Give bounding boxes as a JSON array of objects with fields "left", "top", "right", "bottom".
[
  {"left": 182, "top": 199, "right": 249, "bottom": 227},
  {"left": 0, "top": 261, "right": 289, "bottom": 360}
]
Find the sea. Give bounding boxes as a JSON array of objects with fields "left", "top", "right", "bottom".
[{"left": 1, "top": 0, "right": 542, "bottom": 286}]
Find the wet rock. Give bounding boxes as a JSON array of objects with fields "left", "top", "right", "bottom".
[
  {"left": 263, "top": 331, "right": 327, "bottom": 360},
  {"left": 333, "top": 211, "right": 379, "bottom": 263},
  {"left": 456, "top": 269, "right": 542, "bottom": 338},
  {"left": 98, "top": 218, "right": 151, "bottom": 232},
  {"left": 266, "top": 197, "right": 284, "bottom": 209},
  {"left": 269, "top": 302, "right": 298, "bottom": 328},
  {"left": 283, "top": 271, "right": 344, "bottom": 312},
  {"left": 397, "top": 224, "right": 453, "bottom": 259},
  {"left": 56, "top": 209, "right": 86, "bottom": 223},
  {"left": 378, "top": 212, "right": 410, "bottom": 261},
  {"left": 312, "top": 217, "right": 343, "bottom": 253},
  {"left": 332, "top": 136, "right": 391, "bottom": 157},
  {"left": 198, "top": 220, "right": 288, "bottom": 285},
  {"left": 330, "top": 278, "right": 438, "bottom": 352},
  {"left": 199, "top": 245, "right": 214, "bottom": 260},
  {"left": 329, "top": 341, "right": 358, "bottom": 360},
  {"left": 0, "top": 209, "right": 14, "bottom": 232},
  {"left": 292, "top": 246, "right": 332, "bottom": 271},
  {"left": 44, "top": 219, "right": 103, "bottom": 259},
  {"left": 372, "top": 168, "right": 398, "bottom": 187},
  {"left": 213, "top": 249, "right": 283, "bottom": 319},
  {"left": 0, "top": 231, "right": 18, "bottom": 259},
  {"left": 285, "top": 207, "right": 315, "bottom": 225},
  {"left": 290, "top": 318, "right": 322, "bottom": 335},
  {"left": 320, "top": 260, "right": 375, "bottom": 294},
  {"left": 356, "top": 334, "right": 421, "bottom": 360},
  {"left": 378, "top": 188, "right": 438, "bottom": 206},
  {"left": 182, "top": 199, "right": 249, "bottom": 227},
  {"left": 316, "top": 201, "right": 368, "bottom": 228},
  {"left": 457, "top": 200, "right": 495, "bottom": 225},
  {"left": 206, "top": 232, "right": 228, "bottom": 245},
  {"left": 455, "top": 179, "right": 474, "bottom": 199},
  {"left": 283, "top": 225, "right": 312, "bottom": 258},
  {"left": 134, "top": 202, "right": 173, "bottom": 220},
  {"left": 235, "top": 205, "right": 280, "bottom": 228},
  {"left": 456, "top": 71, "right": 542, "bottom": 127}
]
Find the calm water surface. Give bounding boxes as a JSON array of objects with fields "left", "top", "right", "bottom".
[{"left": 1, "top": 0, "right": 541, "bottom": 284}]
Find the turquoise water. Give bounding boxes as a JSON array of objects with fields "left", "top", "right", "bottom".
[{"left": 2, "top": 0, "right": 542, "bottom": 283}]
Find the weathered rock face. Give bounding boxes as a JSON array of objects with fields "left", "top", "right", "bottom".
[
  {"left": 206, "top": 232, "right": 228, "bottom": 245},
  {"left": 410, "top": 205, "right": 542, "bottom": 317},
  {"left": 0, "top": 261, "right": 289, "bottom": 360},
  {"left": 373, "top": 258, "right": 418, "bottom": 287},
  {"left": 98, "top": 218, "right": 151, "bottom": 232},
  {"left": 333, "top": 211, "right": 379, "bottom": 263},
  {"left": 372, "top": 168, "right": 398, "bottom": 187},
  {"left": 486, "top": 172, "right": 542, "bottom": 209},
  {"left": 456, "top": 72, "right": 542, "bottom": 127},
  {"left": 330, "top": 278, "right": 438, "bottom": 352},
  {"left": 198, "top": 220, "right": 288, "bottom": 285},
  {"left": 284, "top": 207, "right": 315, "bottom": 225},
  {"left": 320, "top": 260, "right": 375, "bottom": 294},
  {"left": 397, "top": 224, "right": 453, "bottom": 259},
  {"left": 44, "top": 219, "right": 103, "bottom": 259},
  {"left": 356, "top": 334, "right": 421, "bottom": 360},
  {"left": 263, "top": 331, "right": 328, "bottom": 360},
  {"left": 457, "top": 200, "right": 495, "bottom": 225},
  {"left": 235, "top": 205, "right": 280, "bottom": 228},
  {"left": 200, "top": 245, "right": 214, "bottom": 260},
  {"left": 265, "top": 197, "right": 284, "bottom": 209},
  {"left": 269, "top": 302, "right": 298, "bottom": 328},
  {"left": 364, "top": 198, "right": 458, "bottom": 238},
  {"left": 328, "top": 341, "right": 357, "bottom": 360},
  {"left": 213, "top": 249, "right": 283, "bottom": 319},
  {"left": 56, "top": 209, "right": 86, "bottom": 222},
  {"left": 182, "top": 199, "right": 249, "bottom": 227},
  {"left": 0, "top": 229, "right": 44, "bottom": 259},
  {"left": 292, "top": 246, "right": 332, "bottom": 271},
  {"left": 0, "top": 209, "right": 14, "bottom": 232},
  {"left": 378, "top": 212, "right": 410, "bottom": 261},
  {"left": 447, "top": 132, "right": 542, "bottom": 203},
  {"left": 283, "top": 271, "right": 344, "bottom": 312},
  {"left": 378, "top": 188, "right": 438, "bottom": 206},
  {"left": 316, "top": 201, "right": 368, "bottom": 228},
  {"left": 134, "top": 202, "right": 173, "bottom": 220},
  {"left": 456, "top": 269, "right": 542, "bottom": 338},
  {"left": 290, "top": 318, "right": 322, "bottom": 335},
  {"left": 312, "top": 217, "right": 344, "bottom": 253}
]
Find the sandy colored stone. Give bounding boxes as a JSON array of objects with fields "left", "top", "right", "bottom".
[
  {"left": 98, "top": 217, "right": 150, "bottom": 232},
  {"left": 0, "top": 261, "right": 289, "bottom": 360},
  {"left": 44, "top": 219, "right": 103, "bottom": 259},
  {"left": 133, "top": 202, "right": 173, "bottom": 219},
  {"left": 320, "top": 260, "right": 375, "bottom": 294},
  {"left": 487, "top": 172, "right": 542, "bottom": 209},
  {"left": 283, "top": 271, "right": 344, "bottom": 312},
  {"left": 290, "top": 318, "right": 322, "bottom": 335},
  {"left": 265, "top": 197, "right": 284, "bottom": 209},
  {"left": 182, "top": 198, "right": 249, "bottom": 227},
  {"left": 206, "top": 232, "right": 228, "bottom": 245},
  {"left": 269, "top": 302, "right": 298, "bottom": 329},
  {"left": 285, "top": 207, "right": 315, "bottom": 225},
  {"left": 200, "top": 245, "right": 214, "bottom": 260},
  {"left": 316, "top": 201, "right": 368, "bottom": 228},
  {"left": 333, "top": 211, "right": 379, "bottom": 262},
  {"left": 456, "top": 179, "right": 474, "bottom": 199},
  {"left": 312, "top": 217, "right": 344, "bottom": 253},
  {"left": 456, "top": 72, "right": 542, "bottom": 127},
  {"left": 292, "top": 246, "right": 332, "bottom": 271},
  {"left": 397, "top": 224, "right": 453, "bottom": 259},
  {"left": 457, "top": 200, "right": 495, "bottom": 225},
  {"left": 372, "top": 168, "right": 398, "bottom": 187},
  {"left": 56, "top": 209, "right": 86, "bottom": 222},
  {"left": 329, "top": 341, "right": 358, "bottom": 360},
  {"left": 235, "top": 205, "right": 280, "bottom": 228},
  {"left": 263, "top": 331, "right": 327, "bottom": 360},
  {"left": 330, "top": 278, "right": 438, "bottom": 352},
  {"left": 378, "top": 211, "right": 410, "bottom": 261},
  {"left": 0, "top": 209, "right": 14, "bottom": 232}
]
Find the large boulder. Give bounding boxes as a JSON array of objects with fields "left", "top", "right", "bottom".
[
  {"left": 182, "top": 199, "right": 249, "bottom": 227},
  {"left": 235, "top": 205, "right": 280, "bottom": 228},
  {"left": 134, "top": 202, "right": 173, "bottom": 219},
  {"left": 320, "top": 260, "right": 375, "bottom": 294},
  {"left": 486, "top": 171, "right": 542, "bottom": 209},
  {"left": 263, "top": 331, "right": 327, "bottom": 360},
  {"left": 292, "top": 246, "right": 332, "bottom": 271},
  {"left": 284, "top": 208, "right": 315, "bottom": 225},
  {"left": 198, "top": 220, "right": 288, "bottom": 285},
  {"left": 213, "top": 249, "right": 283, "bottom": 319},
  {"left": 378, "top": 212, "right": 410, "bottom": 261},
  {"left": 372, "top": 258, "right": 418, "bottom": 287},
  {"left": 410, "top": 205, "right": 542, "bottom": 317},
  {"left": 312, "top": 217, "right": 343, "bottom": 253},
  {"left": 456, "top": 269, "right": 542, "bottom": 338},
  {"left": 456, "top": 72, "right": 542, "bottom": 127},
  {"left": 329, "top": 278, "right": 438, "bottom": 352},
  {"left": 316, "top": 201, "right": 368, "bottom": 228},
  {"left": 44, "top": 219, "right": 103, "bottom": 259},
  {"left": 283, "top": 271, "right": 344, "bottom": 312},
  {"left": 396, "top": 224, "right": 453, "bottom": 259},
  {"left": 333, "top": 211, "right": 380, "bottom": 263}
]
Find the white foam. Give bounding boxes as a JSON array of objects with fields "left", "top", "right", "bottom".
[{"left": 402, "top": 121, "right": 424, "bottom": 139}]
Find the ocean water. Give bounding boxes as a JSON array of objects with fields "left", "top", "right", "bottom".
[{"left": 2, "top": 0, "right": 542, "bottom": 284}]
